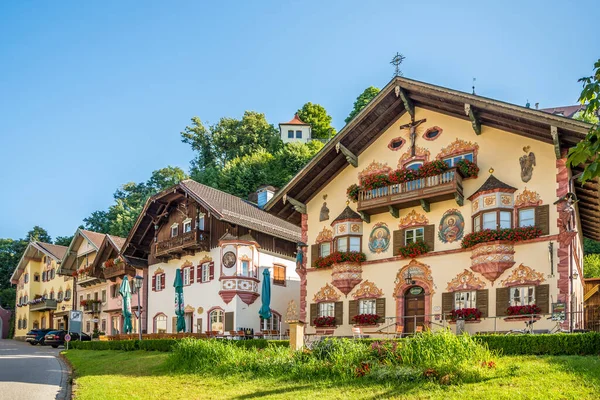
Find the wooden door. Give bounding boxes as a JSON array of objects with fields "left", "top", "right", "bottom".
[{"left": 404, "top": 286, "right": 425, "bottom": 334}]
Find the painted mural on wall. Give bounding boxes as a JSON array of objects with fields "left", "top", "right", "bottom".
[
  {"left": 438, "top": 209, "right": 465, "bottom": 243},
  {"left": 368, "top": 222, "right": 390, "bottom": 254},
  {"left": 519, "top": 146, "right": 536, "bottom": 183},
  {"left": 320, "top": 195, "right": 330, "bottom": 221}
]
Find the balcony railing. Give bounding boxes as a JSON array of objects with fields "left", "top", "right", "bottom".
[
  {"left": 357, "top": 168, "right": 463, "bottom": 215},
  {"left": 155, "top": 229, "right": 210, "bottom": 257},
  {"left": 83, "top": 302, "right": 102, "bottom": 313},
  {"left": 103, "top": 264, "right": 137, "bottom": 281},
  {"left": 78, "top": 273, "right": 104, "bottom": 288},
  {"left": 29, "top": 299, "right": 57, "bottom": 312}
]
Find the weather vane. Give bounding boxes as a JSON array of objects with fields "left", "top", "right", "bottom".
[{"left": 390, "top": 52, "right": 405, "bottom": 77}]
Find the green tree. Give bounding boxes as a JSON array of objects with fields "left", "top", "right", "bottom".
[
  {"left": 584, "top": 238, "right": 600, "bottom": 255},
  {"left": 271, "top": 141, "right": 324, "bottom": 185},
  {"left": 181, "top": 117, "right": 219, "bottom": 174},
  {"left": 218, "top": 149, "right": 277, "bottom": 198},
  {"left": 26, "top": 226, "right": 51, "bottom": 243},
  {"left": 0, "top": 288, "right": 16, "bottom": 309},
  {"left": 0, "top": 238, "right": 22, "bottom": 290},
  {"left": 567, "top": 59, "right": 600, "bottom": 183},
  {"left": 584, "top": 254, "right": 600, "bottom": 278},
  {"left": 345, "top": 86, "right": 381, "bottom": 124},
  {"left": 297, "top": 102, "right": 336, "bottom": 140},
  {"left": 54, "top": 235, "right": 74, "bottom": 247}
]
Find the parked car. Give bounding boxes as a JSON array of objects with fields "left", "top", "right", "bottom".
[
  {"left": 44, "top": 330, "right": 92, "bottom": 348},
  {"left": 25, "top": 329, "right": 53, "bottom": 345}
]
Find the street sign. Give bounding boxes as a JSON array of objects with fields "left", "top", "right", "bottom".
[
  {"left": 134, "top": 310, "right": 140, "bottom": 318},
  {"left": 69, "top": 310, "right": 83, "bottom": 336},
  {"left": 64, "top": 334, "right": 71, "bottom": 342}
]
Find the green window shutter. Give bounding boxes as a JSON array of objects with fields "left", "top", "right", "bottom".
[
  {"left": 535, "top": 204, "right": 550, "bottom": 235},
  {"left": 476, "top": 289, "right": 489, "bottom": 318},
  {"left": 442, "top": 292, "right": 454, "bottom": 318},
  {"left": 348, "top": 300, "right": 358, "bottom": 324},
  {"left": 310, "top": 303, "right": 317, "bottom": 326},
  {"left": 535, "top": 284, "right": 550, "bottom": 314},
  {"left": 224, "top": 312, "right": 234, "bottom": 332},
  {"left": 393, "top": 230, "right": 405, "bottom": 256},
  {"left": 311, "top": 244, "right": 319, "bottom": 267},
  {"left": 376, "top": 298, "right": 386, "bottom": 320},
  {"left": 334, "top": 301, "right": 343, "bottom": 326},
  {"left": 496, "top": 287, "right": 510, "bottom": 316},
  {"left": 424, "top": 224, "right": 435, "bottom": 251}
]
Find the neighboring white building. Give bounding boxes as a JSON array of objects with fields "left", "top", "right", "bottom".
[
  {"left": 122, "top": 180, "right": 301, "bottom": 336},
  {"left": 279, "top": 113, "right": 312, "bottom": 144}
]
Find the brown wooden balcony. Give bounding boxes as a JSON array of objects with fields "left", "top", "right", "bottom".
[
  {"left": 103, "top": 264, "right": 137, "bottom": 281},
  {"left": 78, "top": 273, "right": 104, "bottom": 288},
  {"left": 155, "top": 229, "right": 210, "bottom": 258},
  {"left": 357, "top": 168, "right": 463, "bottom": 217},
  {"left": 29, "top": 299, "right": 57, "bottom": 312}
]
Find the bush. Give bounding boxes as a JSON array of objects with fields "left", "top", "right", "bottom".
[
  {"left": 67, "top": 338, "right": 287, "bottom": 352},
  {"left": 476, "top": 332, "right": 600, "bottom": 355}
]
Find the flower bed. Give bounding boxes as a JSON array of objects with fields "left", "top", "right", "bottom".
[
  {"left": 347, "top": 160, "right": 452, "bottom": 202},
  {"left": 506, "top": 304, "right": 541, "bottom": 316},
  {"left": 450, "top": 308, "right": 482, "bottom": 322},
  {"left": 398, "top": 240, "right": 429, "bottom": 258},
  {"left": 461, "top": 227, "right": 542, "bottom": 249},
  {"left": 313, "top": 316, "right": 336, "bottom": 327},
  {"left": 312, "top": 251, "right": 366, "bottom": 269},
  {"left": 456, "top": 159, "right": 479, "bottom": 179},
  {"left": 352, "top": 313, "right": 381, "bottom": 325}
]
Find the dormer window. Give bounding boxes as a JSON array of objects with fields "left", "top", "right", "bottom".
[
  {"left": 183, "top": 218, "right": 192, "bottom": 233},
  {"left": 171, "top": 223, "right": 179, "bottom": 238}
]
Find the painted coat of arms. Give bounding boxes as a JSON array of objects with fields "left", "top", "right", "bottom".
[
  {"left": 438, "top": 209, "right": 465, "bottom": 243},
  {"left": 368, "top": 222, "right": 390, "bottom": 253}
]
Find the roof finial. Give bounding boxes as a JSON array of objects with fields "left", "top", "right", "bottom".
[
  {"left": 472, "top": 77, "right": 476, "bottom": 95},
  {"left": 489, "top": 167, "right": 494, "bottom": 174},
  {"left": 390, "top": 52, "right": 405, "bottom": 77}
]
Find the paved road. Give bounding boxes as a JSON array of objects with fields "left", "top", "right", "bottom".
[{"left": 0, "top": 339, "right": 69, "bottom": 400}]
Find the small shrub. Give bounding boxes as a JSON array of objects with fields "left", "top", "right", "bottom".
[{"left": 476, "top": 332, "right": 600, "bottom": 355}]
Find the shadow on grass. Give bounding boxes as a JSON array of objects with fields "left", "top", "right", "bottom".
[{"left": 544, "top": 355, "right": 600, "bottom": 387}]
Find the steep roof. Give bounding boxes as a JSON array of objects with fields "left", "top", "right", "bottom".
[
  {"left": 107, "top": 235, "right": 127, "bottom": 251},
  {"left": 80, "top": 230, "right": 106, "bottom": 249},
  {"left": 10, "top": 241, "right": 68, "bottom": 284},
  {"left": 264, "top": 75, "right": 599, "bottom": 240},
  {"left": 280, "top": 113, "right": 309, "bottom": 126},
  {"left": 57, "top": 228, "right": 106, "bottom": 276},
  {"left": 540, "top": 105, "right": 586, "bottom": 119},
  {"left": 332, "top": 206, "right": 362, "bottom": 223},
  {"left": 35, "top": 242, "right": 68, "bottom": 260},
  {"left": 468, "top": 175, "right": 517, "bottom": 200}
]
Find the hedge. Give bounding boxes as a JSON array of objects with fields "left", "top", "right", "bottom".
[
  {"left": 67, "top": 338, "right": 289, "bottom": 352},
  {"left": 475, "top": 333, "right": 600, "bottom": 356}
]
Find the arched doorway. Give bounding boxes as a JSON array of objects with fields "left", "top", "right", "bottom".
[{"left": 403, "top": 286, "right": 425, "bottom": 334}]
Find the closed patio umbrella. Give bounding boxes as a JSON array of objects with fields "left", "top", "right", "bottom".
[
  {"left": 119, "top": 276, "right": 133, "bottom": 334},
  {"left": 258, "top": 269, "right": 272, "bottom": 321},
  {"left": 174, "top": 268, "right": 186, "bottom": 332}
]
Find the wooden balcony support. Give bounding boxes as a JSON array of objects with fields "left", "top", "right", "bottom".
[
  {"left": 464, "top": 104, "right": 482, "bottom": 135},
  {"left": 335, "top": 142, "right": 358, "bottom": 168}
]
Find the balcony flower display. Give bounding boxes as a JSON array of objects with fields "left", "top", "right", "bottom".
[
  {"left": 450, "top": 308, "right": 482, "bottom": 322},
  {"left": 313, "top": 316, "right": 336, "bottom": 327},
  {"left": 456, "top": 159, "right": 479, "bottom": 179},
  {"left": 398, "top": 240, "right": 429, "bottom": 258},
  {"left": 352, "top": 313, "right": 381, "bottom": 325},
  {"left": 312, "top": 251, "right": 367, "bottom": 269},
  {"left": 347, "top": 184, "right": 361, "bottom": 203},
  {"left": 461, "top": 227, "right": 542, "bottom": 249},
  {"left": 507, "top": 304, "right": 541, "bottom": 316}
]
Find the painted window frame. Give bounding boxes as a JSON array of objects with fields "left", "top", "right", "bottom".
[
  {"left": 510, "top": 286, "right": 536, "bottom": 306},
  {"left": 318, "top": 302, "right": 335, "bottom": 318},
  {"left": 201, "top": 262, "right": 210, "bottom": 282},
  {"left": 295, "top": 130, "right": 302, "bottom": 139},
  {"left": 405, "top": 161, "right": 424, "bottom": 171},
  {"left": 170, "top": 223, "right": 179, "bottom": 238},
  {"left": 155, "top": 273, "right": 163, "bottom": 291},
  {"left": 358, "top": 298, "right": 377, "bottom": 315}
]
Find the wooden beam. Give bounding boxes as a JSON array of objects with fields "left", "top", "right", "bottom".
[
  {"left": 388, "top": 206, "right": 399, "bottom": 218},
  {"left": 397, "top": 86, "right": 414, "bottom": 119},
  {"left": 335, "top": 142, "right": 358, "bottom": 167},
  {"left": 550, "top": 126, "right": 561, "bottom": 159},
  {"left": 455, "top": 193, "right": 464, "bottom": 207},
  {"left": 282, "top": 194, "right": 307, "bottom": 214},
  {"left": 464, "top": 104, "right": 482, "bottom": 135},
  {"left": 359, "top": 211, "right": 371, "bottom": 223},
  {"left": 420, "top": 199, "right": 430, "bottom": 213}
]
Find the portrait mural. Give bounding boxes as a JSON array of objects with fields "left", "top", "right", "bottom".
[
  {"left": 519, "top": 146, "right": 536, "bottom": 183},
  {"left": 368, "top": 222, "right": 390, "bottom": 254},
  {"left": 438, "top": 209, "right": 465, "bottom": 243}
]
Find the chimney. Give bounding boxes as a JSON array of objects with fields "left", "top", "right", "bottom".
[
  {"left": 256, "top": 186, "right": 276, "bottom": 209},
  {"left": 535, "top": 103, "right": 539, "bottom": 110}
]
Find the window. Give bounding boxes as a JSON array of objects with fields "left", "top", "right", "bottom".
[
  {"left": 154, "top": 314, "right": 167, "bottom": 333},
  {"left": 405, "top": 228, "right": 424, "bottom": 245},
  {"left": 183, "top": 268, "right": 191, "bottom": 286},
  {"left": 101, "top": 290, "right": 107, "bottom": 303},
  {"left": 482, "top": 212, "right": 497, "bottom": 230},
  {"left": 50, "top": 269, "right": 55, "bottom": 280},
  {"left": 94, "top": 292, "right": 99, "bottom": 301},
  {"left": 359, "top": 299, "right": 376, "bottom": 315},
  {"left": 209, "top": 309, "right": 224, "bottom": 332},
  {"left": 49, "top": 291, "right": 55, "bottom": 300},
  {"left": 201, "top": 263, "right": 210, "bottom": 282},
  {"left": 24, "top": 295, "right": 28, "bottom": 303},
  {"left": 241, "top": 261, "right": 250, "bottom": 277},
  {"left": 41, "top": 317, "right": 46, "bottom": 329},
  {"left": 171, "top": 224, "right": 178, "bottom": 238},
  {"left": 336, "top": 236, "right": 361, "bottom": 253},
  {"left": 424, "top": 128, "right": 441, "bottom": 140},
  {"left": 474, "top": 216, "right": 481, "bottom": 232},
  {"left": 33, "top": 274, "right": 39, "bottom": 282},
  {"left": 260, "top": 312, "right": 281, "bottom": 331},
  {"left": 111, "top": 284, "right": 118, "bottom": 298},
  {"left": 156, "top": 274, "right": 163, "bottom": 291},
  {"left": 273, "top": 265, "right": 285, "bottom": 286},
  {"left": 57, "top": 291, "right": 63, "bottom": 302},
  {"left": 405, "top": 161, "right": 423, "bottom": 171},
  {"left": 519, "top": 208, "right": 535, "bottom": 227},
  {"left": 349, "top": 237, "right": 360, "bottom": 252},
  {"left": 480, "top": 210, "right": 512, "bottom": 230},
  {"left": 65, "top": 289, "right": 71, "bottom": 300},
  {"left": 296, "top": 130, "right": 302, "bottom": 139},
  {"left": 444, "top": 153, "right": 473, "bottom": 167},
  {"left": 101, "top": 319, "right": 107, "bottom": 333},
  {"left": 336, "top": 237, "right": 347, "bottom": 252},
  {"left": 183, "top": 219, "right": 192, "bottom": 233},
  {"left": 318, "top": 302, "right": 335, "bottom": 318},
  {"left": 454, "top": 291, "right": 476, "bottom": 309},
  {"left": 112, "top": 316, "right": 121, "bottom": 335},
  {"left": 388, "top": 137, "right": 405, "bottom": 150},
  {"left": 41, "top": 272, "right": 46, "bottom": 282},
  {"left": 510, "top": 286, "right": 535, "bottom": 306},
  {"left": 197, "top": 215, "right": 205, "bottom": 230},
  {"left": 24, "top": 273, "right": 29, "bottom": 283},
  {"left": 287, "top": 130, "right": 294, "bottom": 139},
  {"left": 319, "top": 242, "right": 331, "bottom": 257},
  {"left": 500, "top": 211, "right": 511, "bottom": 229},
  {"left": 80, "top": 295, "right": 84, "bottom": 304}
]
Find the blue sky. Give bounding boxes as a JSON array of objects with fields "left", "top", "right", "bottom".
[{"left": 0, "top": 0, "right": 597, "bottom": 240}]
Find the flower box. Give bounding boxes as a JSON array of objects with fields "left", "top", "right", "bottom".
[
  {"left": 398, "top": 240, "right": 429, "bottom": 258},
  {"left": 506, "top": 304, "right": 541, "bottom": 316},
  {"left": 504, "top": 316, "right": 541, "bottom": 322},
  {"left": 456, "top": 159, "right": 479, "bottom": 179},
  {"left": 352, "top": 313, "right": 381, "bottom": 325},
  {"left": 312, "top": 251, "right": 366, "bottom": 269},
  {"left": 313, "top": 316, "right": 336, "bottom": 327},
  {"left": 449, "top": 308, "right": 482, "bottom": 322},
  {"left": 461, "top": 227, "right": 542, "bottom": 249}
]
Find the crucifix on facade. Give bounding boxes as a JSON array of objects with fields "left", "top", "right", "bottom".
[{"left": 399, "top": 117, "right": 427, "bottom": 156}]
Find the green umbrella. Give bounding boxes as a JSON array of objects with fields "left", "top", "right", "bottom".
[
  {"left": 174, "top": 268, "right": 186, "bottom": 332},
  {"left": 258, "top": 269, "right": 272, "bottom": 320},
  {"left": 119, "top": 276, "right": 133, "bottom": 334}
]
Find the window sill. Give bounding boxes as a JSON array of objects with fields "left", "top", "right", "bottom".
[{"left": 503, "top": 316, "right": 541, "bottom": 322}]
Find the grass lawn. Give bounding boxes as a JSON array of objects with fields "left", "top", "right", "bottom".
[{"left": 64, "top": 350, "right": 600, "bottom": 400}]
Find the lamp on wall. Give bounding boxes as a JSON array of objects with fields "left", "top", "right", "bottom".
[
  {"left": 405, "top": 271, "right": 415, "bottom": 286},
  {"left": 134, "top": 275, "right": 144, "bottom": 341},
  {"left": 548, "top": 242, "right": 554, "bottom": 277}
]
